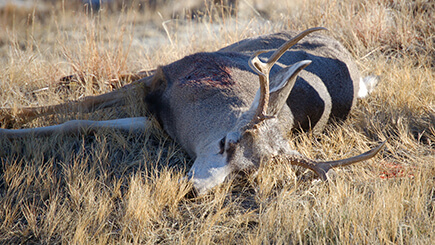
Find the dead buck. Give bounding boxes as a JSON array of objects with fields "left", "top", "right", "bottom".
[{"left": 0, "top": 27, "right": 384, "bottom": 194}]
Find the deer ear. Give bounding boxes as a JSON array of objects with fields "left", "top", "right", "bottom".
[{"left": 267, "top": 60, "right": 311, "bottom": 116}]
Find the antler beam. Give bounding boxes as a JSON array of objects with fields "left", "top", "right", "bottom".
[
  {"left": 248, "top": 27, "right": 327, "bottom": 125},
  {"left": 283, "top": 141, "right": 386, "bottom": 180}
]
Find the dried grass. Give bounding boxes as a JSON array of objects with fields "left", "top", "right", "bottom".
[{"left": 1, "top": 0, "right": 434, "bottom": 244}]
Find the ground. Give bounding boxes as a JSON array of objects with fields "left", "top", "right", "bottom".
[{"left": 0, "top": 0, "right": 434, "bottom": 244}]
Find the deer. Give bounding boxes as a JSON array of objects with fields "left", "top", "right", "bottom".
[{"left": 0, "top": 27, "right": 385, "bottom": 194}]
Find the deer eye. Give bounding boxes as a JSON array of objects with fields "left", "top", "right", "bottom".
[{"left": 218, "top": 136, "right": 226, "bottom": 154}]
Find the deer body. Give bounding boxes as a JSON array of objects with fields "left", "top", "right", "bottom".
[
  {"left": 152, "top": 31, "right": 361, "bottom": 147},
  {"left": 1, "top": 28, "right": 383, "bottom": 194}
]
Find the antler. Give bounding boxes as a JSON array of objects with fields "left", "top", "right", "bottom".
[
  {"left": 248, "top": 27, "right": 327, "bottom": 125},
  {"left": 282, "top": 141, "right": 386, "bottom": 180}
]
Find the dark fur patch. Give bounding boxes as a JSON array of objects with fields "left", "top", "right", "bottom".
[
  {"left": 177, "top": 54, "right": 235, "bottom": 88},
  {"left": 179, "top": 65, "right": 233, "bottom": 88}
]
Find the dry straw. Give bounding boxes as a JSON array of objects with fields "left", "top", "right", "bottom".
[{"left": 0, "top": 0, "right": 434, "bottom": 244}]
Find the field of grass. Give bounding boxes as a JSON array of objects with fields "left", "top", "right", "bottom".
[{"left": 0, "top": 0, "right": 434, "bottom": 244}]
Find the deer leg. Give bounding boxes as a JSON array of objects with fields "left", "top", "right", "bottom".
[
  {"left": 1, "top": 77, "right": 150, "bottom": 127},
  {"left": 0, "top": 117, "right": 150, "bottom": 139}
]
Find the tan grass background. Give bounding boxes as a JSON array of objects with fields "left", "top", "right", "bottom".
[{"left": 0, "top": 0, "right": 434, "bottom": 244}]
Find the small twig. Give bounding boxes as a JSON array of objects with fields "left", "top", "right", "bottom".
[
  {"left": 161, "top": 19, "right": 174, "bottom": 47},
  {"left": 242, "top": 0, "right": 262, "bottom": 17}
]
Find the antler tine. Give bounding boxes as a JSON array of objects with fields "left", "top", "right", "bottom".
[
  {"left": 268, "top": 27, "right": 327, "bottom": 67},
  {"left": 284, "top": 141, "right": 386, "bottom": 180},
  {"left": 248, "top": 27, "right": 327, "bottom": 125}
]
